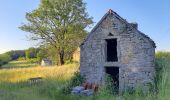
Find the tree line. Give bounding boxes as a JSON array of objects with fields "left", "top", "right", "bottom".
[
  {"left": 0, "top": 49, "right": 35, "bottom": 66},
  {"left": 0, "top": 45, "right": 79, "bottom": 66}
]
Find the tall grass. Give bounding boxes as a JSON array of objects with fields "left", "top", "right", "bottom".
[
  {"left": 0, "top": 52, "right": 170, "bottom": 100},
  {"left": 155, "top": 57, "right": 170, "bottom": 100},
  {"left": 0, "top": 63, "right": 78, "bottom": 83},
  {"left": 0, "top": 63, "right": 79, "bottom": 100},
  {"left": 156, "top": 51, "right": 170, "bottom": 59}
]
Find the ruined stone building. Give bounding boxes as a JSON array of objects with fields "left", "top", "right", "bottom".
[{"left": 80, "top": 9, "right": 156, "bottom": 92}]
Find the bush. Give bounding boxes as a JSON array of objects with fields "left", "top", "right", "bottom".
[
  {"left": 28, "top": 58, "right": 38, "bottom": 63},
  {"left": 6, "top": 50, "right": 25, "bottom": 60},
  {"left": 17, "top": 57, "right": 26, "bottom": 61},
  {"left": 0, "top": 53, "right": 11, "bottom": 66},
  {"left": 65, "top": 59, "right": 73, "bottom": 64},
  {"left": 61, "top": 71, "right": 84, "bottom": 94},
  {"left": 25, "top": 47, "right": 39, "bottom": 59}
]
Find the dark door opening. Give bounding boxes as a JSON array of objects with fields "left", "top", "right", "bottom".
[
  {"left": 106, "top": 39, "right": 118, "bottom": 62},
  {"left": 105, "top": 67, "right": 119, "bottom": 93}
]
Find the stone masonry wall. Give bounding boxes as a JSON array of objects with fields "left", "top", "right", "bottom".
[{"left": 80, "top": 13, "right": 155, "bottom": 92}]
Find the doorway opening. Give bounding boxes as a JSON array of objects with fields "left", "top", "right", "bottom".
[
  {"left": 106, "top": 39, "right": 118, "bottom": 62},
  {"left": 105, "top": 67, "right": 119, "bottom": 93}
]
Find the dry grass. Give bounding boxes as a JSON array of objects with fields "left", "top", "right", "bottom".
[
  {"left": 0, "top": 63, "right": 79, "bottom": 83},
  {"left": 0, "top": 61, "right": 80, "bottom": 100}
]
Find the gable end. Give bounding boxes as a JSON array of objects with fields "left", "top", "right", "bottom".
[{"left": 81, "top": 9, "right": 156, "bottom": 48}]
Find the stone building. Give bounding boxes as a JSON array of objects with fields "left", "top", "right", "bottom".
[
  {"left": 80, "top": 9, "right": 156, "bottom": 92},
  {"left": 41, "top": 58, "right": 52, "bottom": 66}
]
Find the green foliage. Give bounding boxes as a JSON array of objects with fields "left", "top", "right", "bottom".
[
  {"left": 37, "top": 43, "right": 78, "bottom": 65},
  {"left": 1, "top": 60, "right": 38, "bottom": 68},
  {"left": 155, "top": 51, "right": 170, "bottom": 92},
  {"left": 156, "top": 51, "right": 170, "bottom": 59},
  {"left": 65, "top": 59, "right": 73, "bottom": 64},
  {"left": 17, "top": 57, "right": 26, "bottom": 61},
  {"left": 19, "top": 0, "right": 93, "bottom": 65},
  {"left": 0, "top": 53, "right": 11, "bottom": 66},
  {"left": 39, "top": 46, "right": 58, "bottom": 65},
  {"left": 6, "top": 50, "right": 25, "bottom": 60},
  {"left": 25, "top": 47, "right": 39, "bottom": 59},
  {"left": 155, "top": 57, "right": 170, "bottom": 93},
  {"left": 28, "top": 58, "right": 38, "bottom": 64},
  {"left": 61, "top": 71, "right": 84, "bottom": 94},
  {"left": 37, "top": 48, "right": 48, "bottom": 63},
  {"left": 70, "top": 72, "right": 84, "bottom": 86},
  {"left": 100, "top": 74, "right": 115, "bottom": 95}
]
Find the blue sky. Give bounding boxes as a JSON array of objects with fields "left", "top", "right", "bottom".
[{"left": 0, "top": 0, "right": 170, "bottom": 54}]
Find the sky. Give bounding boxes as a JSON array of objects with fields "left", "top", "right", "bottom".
[{"left": 0, "top": 0, "right": 170, "bottom": 54}]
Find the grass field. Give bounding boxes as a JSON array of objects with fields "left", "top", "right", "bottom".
[
  {"left": 1, "top": 59, "right": 38, "bottom": 68},
  {"left": 0, "top": 56, "right": 169, "bottom": 100},
  {"left": 0, "top": 62, "right": 79, "bottom": 100}
]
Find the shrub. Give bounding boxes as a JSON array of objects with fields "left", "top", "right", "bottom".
[
  {"left": 0, "top": 53, "right": 11, "bottom": 66},
  {"left": 65, "top": 59, "right": 73, "bottom": 64},
  {"left": 17, "top": 57, "right": 26, "bottom": 61},
  {"left": 28, "top": 58, "right": 38, "bottom": 64},
  {"left": 70, "top": 72, "right": 84, "bottom": 86},
  {"left": 61, "top": 71, "right": 84, "bottom": 94}
]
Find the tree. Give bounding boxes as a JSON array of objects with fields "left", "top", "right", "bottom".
[
  {"left": 25, "top": 47, "right": 38, "bottom": 59},
  {"left": 6, "top": 50, "right": 25, "bottom": 60},
  {"left": 19, "top": 0, "right": 92, "bottom": 65},
  {"left": 0, "top": 53, "right": 11, "bottom": 66},
  {"left": 37, "top": 48, "right": 48, "bottom": 63}
]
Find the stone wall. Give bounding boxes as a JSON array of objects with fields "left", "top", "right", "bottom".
[{"left": 80, "top": 12, "right": 155, "bottom": 92}]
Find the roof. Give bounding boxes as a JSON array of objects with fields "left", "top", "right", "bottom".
[{"left": 81, "top": 9, "right": 156, "bottom": 48}]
